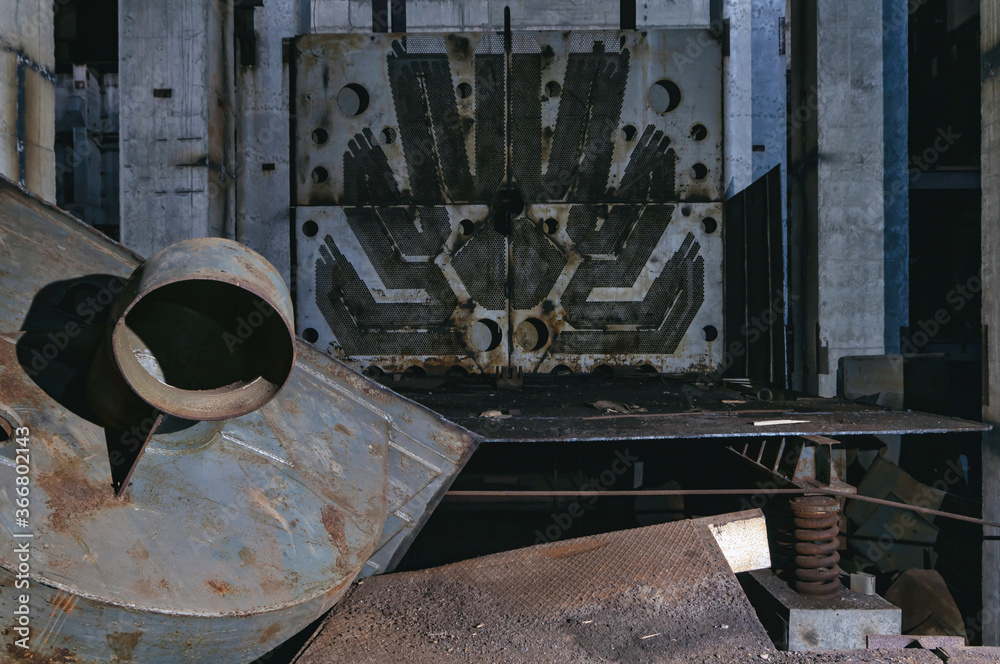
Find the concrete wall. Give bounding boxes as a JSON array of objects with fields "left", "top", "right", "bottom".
[
  {"left": 981, "top": 0, "right": 1000, "bottom": 646},
  {"left": 0, "top": 0, "right": 55, "bottom": 200},
  {"left": 119, "top": 0, "right": 234, "bottom": 258}
]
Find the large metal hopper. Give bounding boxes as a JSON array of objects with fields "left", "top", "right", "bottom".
[{"left": 0, "top": 177, "right": 480, "bottom": 663}]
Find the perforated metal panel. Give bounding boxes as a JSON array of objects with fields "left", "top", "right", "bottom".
[{"left": 293, "top": 29, "right": 724, "bottom": 375}]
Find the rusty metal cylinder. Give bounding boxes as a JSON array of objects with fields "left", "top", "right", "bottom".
[
  {"left": 790, "top": 495, "right": 842, "bottom": 597},
  {"left": 88, "top": 237, "right": 296, "bottom": 426}
]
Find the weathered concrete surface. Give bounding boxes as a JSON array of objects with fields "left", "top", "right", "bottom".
[
  {"left": 814, "top": 0, "right": 886, "bottom": 397},
  {"left": 788, "top": 0, "right": 887, "bottom": 397},
  {"left": 981, "top": 0, "right": 1000, "bottom": 646},
  {"left": 233, "top": 0, "right": 307, "bottom": 285},
  {"left": 119, "top": 0, "right": 235, "bottom": 257},
  {"left": 0, "top": 0, "right": 55, "bottom": 200},
  {"left": 724, "top": 0, "right": 753, "bottom": 198}
]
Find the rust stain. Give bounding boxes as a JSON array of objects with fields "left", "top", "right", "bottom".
[
  {"left": 48, "top": 595, "right": 76, "bottom": 614},
  {"left": 333, "top": 423, "right": 352, "bottom": 437},
  {"left": 4, "top": 642, "right": 77, "bottom": 663},
  {"left": 238, "top": 547, "right": 256, "bottom": 565},
  {"left": 129, "top": 578, "right": 154, "bottom": 598},
  {"left": 541, "top": 538, "right": 608, "bottom": 560},
  {"left": 206, "top": 580, "right": 236, "bottom": 596},
  {"left": 320, "top": 506, "right": 348, "bottom": 558},
  {"left": 105, "top": 631, "right": 142, "bottom": 661},
  {"left": 258, "top": 622, "right": 283, "bottom": 645},
  {"left": 38, "top": 467, "right": 113, "bottom": 532},
  {"left": 259, "top": 577, "right": 285, "bottom": 594},
  {"left": 127, "top": 542, "right": 149, "bottom": 561}
]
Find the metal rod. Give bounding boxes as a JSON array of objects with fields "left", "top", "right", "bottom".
[{"left": 444, "top": 489, "right": 1000, "bottom": 529}]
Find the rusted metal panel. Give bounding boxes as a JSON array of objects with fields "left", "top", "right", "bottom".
[
  {"left": 295, "top": 512, "right": 776, "bottom": 663},
  {"left": 292, "top": 29, "right": 724, "bottom": 376},
  {"left": 0, "top": 176, "right": 480, "bottom": 662}
]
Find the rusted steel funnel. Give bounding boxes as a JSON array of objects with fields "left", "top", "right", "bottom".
[
  {"left": 1, "top": 178, "right": 480, "bottom": 663},
  {"left": 86, "top": 238, "right": 296, "bottom": 493}
]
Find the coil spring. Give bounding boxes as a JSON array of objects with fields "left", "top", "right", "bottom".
[{"left": 790, "top": 495, "right": 842, "bottom": 596}]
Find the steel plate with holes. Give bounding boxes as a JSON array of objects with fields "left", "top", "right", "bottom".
[{"left": 293, "top": 29, "right": 724, "bottom": 376}]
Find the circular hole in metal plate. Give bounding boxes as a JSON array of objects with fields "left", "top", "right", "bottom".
[
  {"left": 311, "top": 167, "right": 329, "bottom": 184},
  {"left": 337, "top": 83, "right": 370, "bottom": 116},
  {"left": 311, "top": 127, "right": 329, "bottom": 145},
  {"left": 514, "top": 318, "right": 550, "bottom": 351},
  {"left": 622, "top": 124, "right": 637, "bottom": 141},
  {"left": 702, "top": 216, "right": 718, "bottom": 234},
  {"left": 691, "top": 123, "right": 708, "bottom": 141},
  {"left": 703, "top": 325, "right": 719, "bottom": 342},
  {"left": 692, "top": 163, "right": 709, "bottom": 180},
  {"left": 649, "top": 79, "right": 681, "bottom": 113},
  {"left": 551, "top": 364, "right": 573, "bottom": 376},
  {"left": 545, "top": 80, "right": 562, "bottom": 98},
  {"left": 381, "top": 127, "right": 397, "bottom": 143},
  {"left": 459, "top": 219, "right": 475, "bottom": 236},
  {"left": 363, "top": 365, "right": 384, "bottom": 378},
  {"left": 303, "top": 328, "right": 319, "bottom": 343},
  {"left": 0, "top": 415, "right": 11, "bottom": 443},
  {"left": 302, "top": 220, "right": 319, "bottom": 237},
  {"left": 681, "top": 205, "right": 692, "bottom": 217},
  {"left": 542, "top": 218, "right": 558, "bottom": 234},
  {"left": 469, "top": 319, "right": 502, "bottom": 352},
  {"left": 457, "top": 82, "right": 473, "bottom": 99}
]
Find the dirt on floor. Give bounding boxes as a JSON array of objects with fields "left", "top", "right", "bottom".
[{"left": 290, "top": 517, "right": 1000, "bottom": 664}]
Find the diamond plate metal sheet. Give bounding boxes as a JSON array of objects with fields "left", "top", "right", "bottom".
[{"left": 293, "top": 29, "right": 723, "bottom": 375}]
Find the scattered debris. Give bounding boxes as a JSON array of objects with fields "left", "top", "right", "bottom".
[
  {"left": 479, "top": 410, "right": 510, "bottom": 419},
  {"left": 884, "top": 570, "right": 968, "bottom": 641},
  {"left": 639, "top": 633, "right": 661, "bottom": 639},
  {"left": 587, "top": 400, "right": 646, "bottom": 414}
]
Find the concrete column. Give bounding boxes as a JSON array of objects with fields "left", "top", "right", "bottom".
[
  {"left": 724, "top": 0, "right": 753, "bottom": 199},
  {"left": 234, "top": 0, "right": 300, "bottom": 286},
  {"left": 788, "top": 0, "right": 886, "bottom": 397},
  {"left": 980, "top": 0, "right": 1000, "bottom": 646},
  {"left": 0, "top": 0, "right": 55, "bottom": 200},
  {"left": 119, "top": 0, "right": 235, "bottom": 257}
]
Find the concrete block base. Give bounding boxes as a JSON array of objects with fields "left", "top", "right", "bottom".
[{"left": 741, "top": 569, "right": 901, "bottom": 651}]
